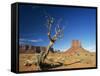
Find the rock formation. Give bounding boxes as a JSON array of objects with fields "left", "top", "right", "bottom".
[
  {"left": 65, "top": 40, "right": 89, "bottom": 56},
  {"left": 19, "top": 45, "right": 54, "bottom": 53}
]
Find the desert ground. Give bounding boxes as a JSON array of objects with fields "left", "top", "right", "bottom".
[{"left": 19, "top": 51, "right": 96, "bottom": 72}]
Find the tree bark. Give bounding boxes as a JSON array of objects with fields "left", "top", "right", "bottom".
[{"left": 41, "top": 41, "right": 54, "bottom": 63}]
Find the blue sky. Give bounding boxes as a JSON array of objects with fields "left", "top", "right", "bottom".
[{"left": 19, "top": 4, "right": 96, "bottom": 52}]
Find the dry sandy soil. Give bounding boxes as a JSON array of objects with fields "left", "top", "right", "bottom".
[{"left": 19, "top": 52, "right": 96, "bottom": 72}]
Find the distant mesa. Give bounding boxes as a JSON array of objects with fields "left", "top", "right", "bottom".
[
  {"left": 19, "top": 45, "right": 54, "bottom": 53},
  {"left": 65, "top": 40, "right": 90, "bottom": 56},
  {"left": 72, "top": 40, "right": 81, "bottom": 49},
  {"left": 19, "top": 40, "right": 94, "bottom": 55}
]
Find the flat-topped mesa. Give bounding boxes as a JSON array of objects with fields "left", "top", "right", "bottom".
[
  {"left": 64, "top": 40, "right": 83, "bottom": 55},
  {"left": 64, "top": 40, "right": 90, "bottom": 56},
  {"left": 72, "top": 40, "right": 81, "bottom": 49},
  {"left": 19, "top": 45, "right": 54, "bottom": 53}
]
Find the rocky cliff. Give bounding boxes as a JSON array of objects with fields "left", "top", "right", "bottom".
[{"left": 19, "top": 45, "right": 54, "bottom": 53}]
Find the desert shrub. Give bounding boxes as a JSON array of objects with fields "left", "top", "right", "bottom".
[
  {"left": 77, "top": 53, "right": 80, "bottom": 56},
  {"left": 48, "top": 58, "right": 54, "bottom": 62},
  {"left": 85, "top": 54, "right": 87, "bottom": 56},
  {"left": 91, "top": 54, "right": 94, "bottom": 56}
]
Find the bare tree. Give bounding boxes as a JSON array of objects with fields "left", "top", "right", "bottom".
[{"left": 37, "top": 15, "right": 64, "bottom": 70}]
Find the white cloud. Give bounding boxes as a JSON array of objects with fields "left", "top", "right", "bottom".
[
  {"left": 19, "top": 38, "right": 43, "bottom": 43},
  {"left": 85, "top": 45, "right": 96, "bottom": 52},
  {"left": 29, "top": 39, "right": 43, "bottom": 42},
  {"left": 20, "top": 38, "right": 26, "bottom": 41}
]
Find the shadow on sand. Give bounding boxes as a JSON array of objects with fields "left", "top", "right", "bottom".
[
  {"left": 64, "top": 60, "right": 82, "bottom": 66},
  {"left": 39, "top": 62, "right": 63, "bottom": 70}
]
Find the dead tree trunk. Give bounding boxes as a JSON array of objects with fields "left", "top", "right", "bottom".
[{"left": 37, "top": 16, "right": 64, "bottom": 70}]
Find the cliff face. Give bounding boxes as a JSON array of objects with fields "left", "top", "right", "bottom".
[
  {"left": 19, "top": 45, "right": 54, "bottom": 53},
  {"left": 19, "top": 40, "right": 93, "bottom": 55},
  {"left": 65, "top": 40, "right": 90, "bottom": 56},
  {"left": 71, "top": 40, "right": 81, "bottom": 49}
]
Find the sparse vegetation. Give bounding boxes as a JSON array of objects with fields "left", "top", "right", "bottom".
[{"left": 19, "top": 51, "right": 96, "bottom": 71}]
